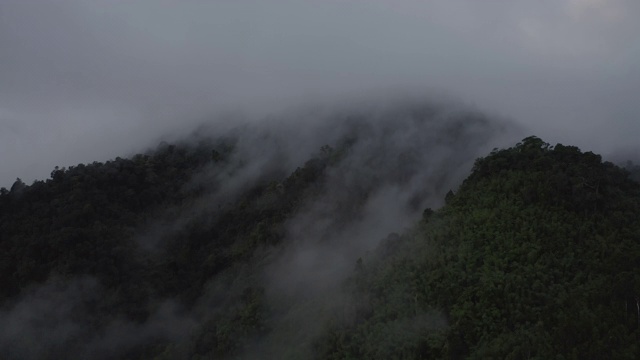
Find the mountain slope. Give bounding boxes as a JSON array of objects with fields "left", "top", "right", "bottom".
[
  {"left": 2, "top": 105, "right": 639, "bottom": 359},
  {"left": 0, "top": 102, "right": 519, "bottom": 359},
  {"left": 318, "top": 136, "right": 640, "bottom": 359},
  {"left": 0, "top": 139, "right": 338, "bottom": 359}
]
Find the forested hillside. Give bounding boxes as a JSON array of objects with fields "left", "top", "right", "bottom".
[
  {"left": 1, "top": 125, "right": 639, "bottom": 359},
  {"left": 0, "top": 104, "right": 513, "bottom": 359},
  {"left": 318, "top": 136, "right": 640, "bottom": 359},
  {"left": 0, "top": 137, "right": 335, "bottom": 359}
]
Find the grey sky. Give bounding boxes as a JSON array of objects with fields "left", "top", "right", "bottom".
[{"left": 1, "top": 0, "right": 639, "bottom": 187}]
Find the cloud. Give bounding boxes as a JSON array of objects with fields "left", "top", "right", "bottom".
[
  {"left": 229, "top": 99, "right": 519, "bottom": 357},
  {"left": 0, "top": 0, "right": 639, "bottom": 187},
  {"left": 1, "top": 2, "right": 638, "bottom": 356},
  {"left": 0, "top": 276, "right": 196, "bottom": 360}
]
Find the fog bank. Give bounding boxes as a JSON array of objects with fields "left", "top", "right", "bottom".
[{"left": 1, "top": 0, "right": 639, "bottom": 186}]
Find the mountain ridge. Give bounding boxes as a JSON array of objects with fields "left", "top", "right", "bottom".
[{"left": 1, "top": 120, "right": 639, "bottom": 359}]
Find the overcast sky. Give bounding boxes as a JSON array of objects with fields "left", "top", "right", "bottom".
[{"left": 1, "top": 0, "right": 639, "bottom": 187}]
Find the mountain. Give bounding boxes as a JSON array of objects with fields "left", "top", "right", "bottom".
[
  {"left": 318, "top": 136, "right": 640, "bottom": 359},
  {"left": 1, "top": 105, "right": 639, "bottom": 359}
]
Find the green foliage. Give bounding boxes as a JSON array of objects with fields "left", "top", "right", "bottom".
[
  {"left": 0, "top": 139, "right": 341, "bottom": 359},
  {"left": 318, "top": 137, "right": 640, "bottom": 359},
  {"left": 2, "top": 135, "right": 640, "bottom": 359}
]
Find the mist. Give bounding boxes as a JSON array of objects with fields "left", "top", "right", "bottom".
[
  {"left": 0, "top": 98, "right": 519, "bottom": 359},
  {"left": 1, "top": 1, "right": 639, "bottom": 358},
  {"left": 1, "top": 0, "right": 639, "bottom": 187}
]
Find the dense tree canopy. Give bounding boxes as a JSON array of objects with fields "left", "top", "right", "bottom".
[
  {"left": 317, "top": 136, "right": 640, "bottom": 359},
  {"left": 0, "top": 137, "right": 345, "bottom": 359},
  {"left": 1, "top": 135, "right": 639, "bottom": 359}
]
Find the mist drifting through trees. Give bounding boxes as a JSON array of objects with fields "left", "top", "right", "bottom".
[
  {"left": 1, "top": 1, "right": 640, "bottom": 359},
  {"left": 2, "top": 100, "right": 640, "bottom": 358}
]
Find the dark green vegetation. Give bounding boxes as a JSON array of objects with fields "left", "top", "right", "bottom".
[
  {"left": 318, "top": 137, "right": 640, "bottom": 359},
  {"left": 1, "top": 134, "right": 639, "bottom": 359},
  {"left": 0, "top": 136, "right": 341, "bottom": 359}
]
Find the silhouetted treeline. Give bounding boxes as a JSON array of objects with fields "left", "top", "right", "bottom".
[
  {"left": 1, "top": 136, "right": 639, "bottom": 359},
  {"left": 0, "top": 137, "right": 344, "bottom": 359},
  {"left": 317, "top": 136, "right": 640, "bottom": 359}
]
